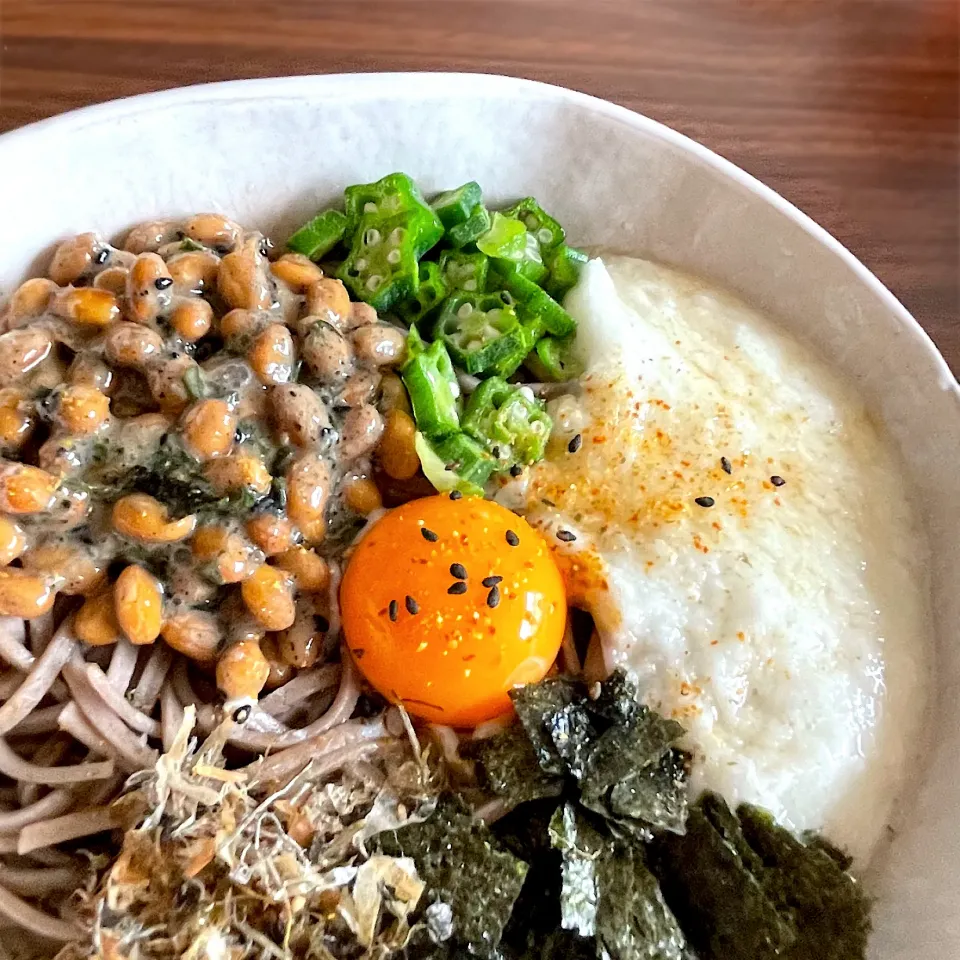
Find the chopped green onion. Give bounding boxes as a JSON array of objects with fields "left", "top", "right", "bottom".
[{"left": 286, "top": 209, "right": 348, "bottom": 261}]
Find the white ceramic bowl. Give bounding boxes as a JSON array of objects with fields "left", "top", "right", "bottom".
[{"left": 0, "top": 73, "right": 957, "bottom": 956}]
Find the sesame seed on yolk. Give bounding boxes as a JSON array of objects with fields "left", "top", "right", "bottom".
[{"left": 340, "top": 495, "right": 566, "bottom": 727}]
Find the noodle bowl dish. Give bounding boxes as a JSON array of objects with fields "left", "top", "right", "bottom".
[{"left": 0, "top": 75, "right": 956, "bottom": 960}]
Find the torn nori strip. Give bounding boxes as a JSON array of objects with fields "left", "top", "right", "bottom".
[
  {"left": 545, "top": 700, "right": 598, "bottom": 780},
  {"left": 548, "top": 803, "right": 605, "bottom": 937},
  {"left": 608, "top": 749, "right": 691, "bottom": 836},
  {"left": 380, "top": 796, "right": 528, "bottom": 957},
  {"left": 651, "top": 797, "right": 795, "bottom": 960},
  {"left": 495, "top": 799, "right": 565, "bottom": 959},
  {"left": 737, "top": 805, "right": 870, "bottom": 960},
  {"left": 595, "top": 840, "right": 691, "bottom": 960},
  {"left": 588, "top": 668, "right": 644, "bottom": 725},
  {"left": 799, "top": 829, "right": 854, "bottom": 872},
  {"left": 579, "top": 705, "right": 686, "bottom": 807},
  {"left": 473, "top": 726, "right": 563, "bottom": 804},
  {"left": 509, "top": 676, "right": 581, "bottom": 776}
]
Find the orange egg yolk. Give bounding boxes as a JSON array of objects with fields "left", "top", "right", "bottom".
[{"left": 340, "top": 494, "right": 567, "bottom": 727}]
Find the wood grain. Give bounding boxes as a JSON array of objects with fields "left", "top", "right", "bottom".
[{"left": 1, "top": 0, "right": 957, "bottom": 365}]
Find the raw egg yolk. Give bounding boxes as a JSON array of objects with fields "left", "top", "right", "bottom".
[{"left": 340, "top": 495, "right": 566, "bottom": 727}]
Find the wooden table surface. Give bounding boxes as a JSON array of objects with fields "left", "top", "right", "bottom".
[{"left": 2, "top": 0, "right": 957, "bottom": 365}]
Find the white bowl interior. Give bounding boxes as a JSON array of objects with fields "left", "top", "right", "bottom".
[{"left": 1, "top": 74, "right": 957, "bottom": 956}]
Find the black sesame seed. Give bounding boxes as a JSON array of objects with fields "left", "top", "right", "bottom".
[
  {"left": 447, "top": 581, "right": 468, "bottom": 595},
  {"left": 421, "top": 527, "right": 438, "bottom": 542},
  {"left": 721, "top": 456, "right": 732, "bottom": 474},
  {"left": 232, "top": 705, "right": 251, "bottom": 724},
  {"left": 695, "top": 496, "right": 715, "bottom": 508},
  {"left": 486, "top": 585, "right": 501, "bottom": 608},
  {"left": 556, "top": 529, "right": 577, "bottom": 542},
  {"left": 770, "top": 475, "right": 786, "bottom": 487},
  {"left": 541, "top": 498, "right": 556, "bottom": 507},
  {"left": 450, "top": 563, "right": 468, "bottom": 580},
  {"left": 505, "top": 530, "right": 519, "bottom": 547},
  {"left": 388, "top": 600, "right": 399, "bottom": 622},
  {"left": 491, "top": 446, "right": 501, "bottom": 459},
  {"left": 405, "top": 595, "right": 419, "bottom": 615},
  {"left": 154, "top": 276, "right": 173, "bottom": 290},
  {"left": 94, "top": 247, "right": 110, "bottom": 265},
  {"left": 449, "top": 490, "right": 463, "bottom": 501},
  {"left": 509, "top": 464, "right": 522, "bottom": 478},
  {"left": 481, "top": 575, "right": 503, "bottom": 587},
  {"left": 568, "top": 434, "right": 582, "bottom": 453}
]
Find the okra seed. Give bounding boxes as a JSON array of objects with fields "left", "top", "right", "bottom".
[
  {"left": 366, "top": 275, "right": 383, "bottom": 291},
  {"left": 537, "top": 227, "right": 553, "bottom": 244},
  {"left": 355, "top": 258, "right": 368, "bottom": 271},
  {"left": 464, "top": 279, "right": 477, "bottom": 291},
  {"left": 386, "top": 249, "right": 401, "bottom": 265},
  {"left": 363, "top": 202, "right": 378, "bottom": 214},
  {"left": 389, "top": 228, "right": 404, "bottom": 243},
  {"left": 457, "top": 303, "right": 473, "bottom": 320},
  {"left": 364, "top": 228, "right": 381, "bottom": 246}
]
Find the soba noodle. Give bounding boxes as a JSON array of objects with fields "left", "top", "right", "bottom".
[{"left": 0, "top": 586, "right": 371, "bottom": 948}]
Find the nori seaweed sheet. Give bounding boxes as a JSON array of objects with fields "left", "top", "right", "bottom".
[
  {"left": 651, "top": 801, "right": 794, "bottom": 960},
  {"left": 595, "top": 842, "right": 691, "bottom": 960},
  {"left": 652, "top": 793, "right": 869, "bottom": 960},
  {"left": 608, "top": 749, "right": 690, "bottom": 836},
  {"left": 738, "top": 805, "right": 871, "bottom": 960},
  {"left": 548, "top": 803, "right": 605, "bottom": 937},
  {"left": 510, "top": 676, "right": 581, "bottom": 776},
  {"left": 414, "top": 673, "right": 868, "bottom": 960},
  {"left": 473, "top": 726, "right": 563, "bottom": 804},
  {"left": 380, "top": 796, "right": 528, "bottom": 957}
]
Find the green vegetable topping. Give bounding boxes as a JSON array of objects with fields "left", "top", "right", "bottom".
[
  {"left": 544, "top": 243, "right": 589, "bottom": 300},
  {"left": 413, "top": 432, "right": 493, "bottom": 498},
  {"left": 476, "top": 211, "right": 528, "bottom": 260},
  {"left": 439, "top": 249, "right": 489, "bottom": 294},
  {"left": 286, "top": 208, "right": 348, "bottom": 260},
  {"left": 400, "top": 328, "right": 461, "bottom": 438},
  {"left": 497, "top": 268, "right": 578, "bottom": 337},
  {"left": 431, "top": 181, "right": 483, "bottom": 229},
  {"left": 502, "top": 196, "right": 567, "bottom": 253},
  {"left": 434, "top": 292, "right": 535, "bottom": 378},
  {"left": 397, "top": 261, "right": 448, "bottom": 327},
  {"left": 337, "top": 211, "right": 426, "bottom": 312},
  {"left": 525, "top": 334, "right": 584, "bottom": 382},
  {"left": 343, "top": 172, "right": 443, "bottom": 252},
  {"left": 462, "top": 376, "right": 552, "bottom": 466},
  {"left": 446, "top": 203, "right": 492, "bottom": 249}
]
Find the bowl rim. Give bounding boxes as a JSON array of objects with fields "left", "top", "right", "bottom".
[{"left": 2, "top": 71, "right": 955, "bottom": 393}]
